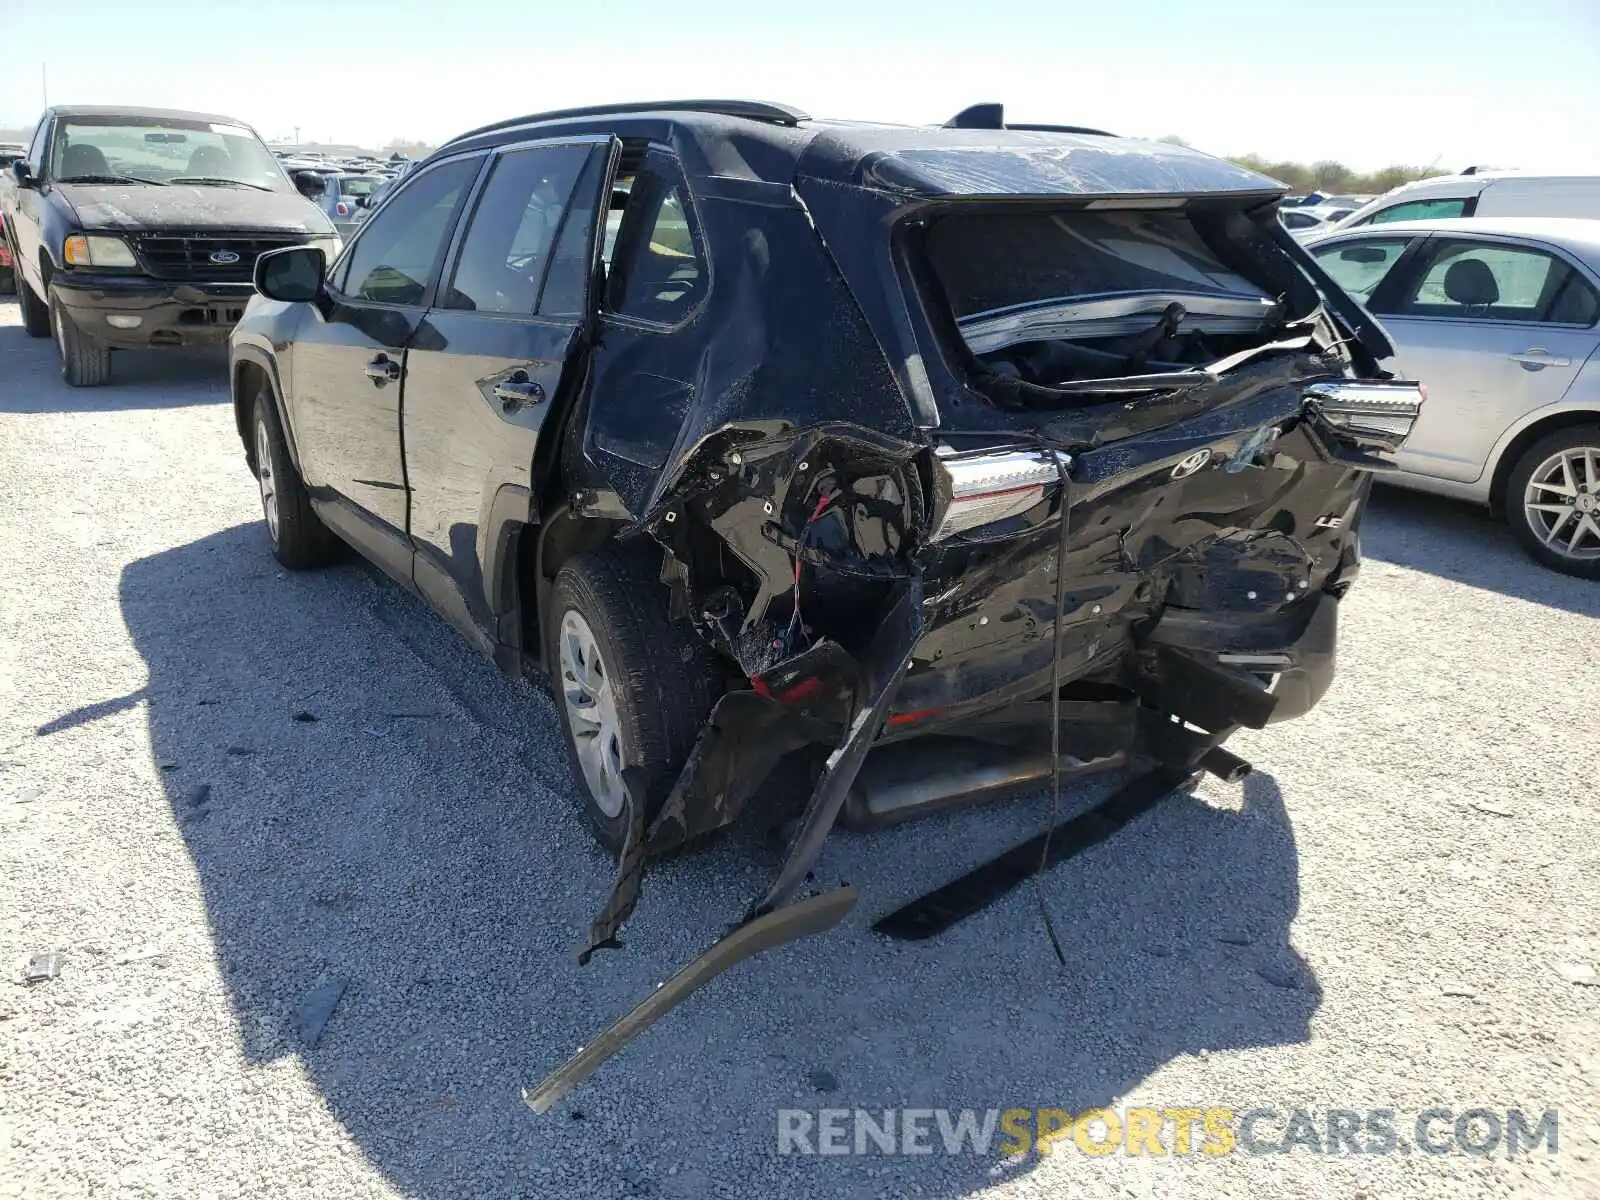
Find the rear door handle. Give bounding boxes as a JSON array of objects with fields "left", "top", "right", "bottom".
[
  {"left": 492, "top": 374, "right": 545, "bottom": 410},
  {"left": 1509, "top": 348, "right": 1572, "bottom": 370},
  {"left": 363, "top": 354, "right": 401, "bottom": 384}
]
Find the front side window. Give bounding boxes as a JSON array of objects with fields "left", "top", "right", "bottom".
[
  {"left": 1395, "top": 239, "right": 1598, "bottom": 324},
  {"left": 1312, "top": 237, "right": 1413, "bottom": 301},
  {"left": 336, "top": 156, "right": 480, "bottom": 305},
  {"left": 1364, "top": 198, "right": 1469, "bottom": 225},
  {"left": 49, "top": 116, "right": 291, "bottom": 192},
  {"left": 443, "top": 145, "right": 589, "bottom": 315},
  {"left": 606, "top": 153, "right": 706, "bottom": 325}
]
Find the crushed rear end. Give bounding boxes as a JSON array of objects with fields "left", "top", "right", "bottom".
[{"left": 528, "top": 128, "right": 1422, "bottom": 1109}]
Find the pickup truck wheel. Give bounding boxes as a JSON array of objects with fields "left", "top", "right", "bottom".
[
  {"left": 17, "top": 274, "right": 50, "bottom": 337},
  {"left": 252, "top": 390, "right": 342, "bottom": 569},
  {"left": 50, "top": 292, "right": 111, "bottom": 387},
  {"left": 547, "top": 546, "right": 724, "bottom": 855},
  {"left": 0, "top": 265, "right": 14, "bottom": 296},
  {"left": 1506, "top": 424, "right": 1600, "bottom": 580}
]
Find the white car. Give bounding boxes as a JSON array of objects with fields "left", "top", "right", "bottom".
[
  {"left": 1306, "top": 217, "right": 1600, "bottom": 577},
  {"left": 1329, "top": 173, "right": 1600, "bottom": 231}
]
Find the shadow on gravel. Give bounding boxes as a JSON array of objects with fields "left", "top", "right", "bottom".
[
  {"left": 0, "top": 301, "right": 229, "bottom": 412},
  {"left": 1363, "top": 484, "right": 1600, "bottom": 618},
  {"left": 117, "top": 522, "right": 1318, "bottom": 1199}
]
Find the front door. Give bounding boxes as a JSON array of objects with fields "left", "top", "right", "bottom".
[
  {"left": 403, "top": 138, "right": 618, "bottom": 652},
  {"left": 287, "top": 153, "right": 483, "bottom": 566},
  {"left": 1366, "top": 235, "right": 1600, "bottom": 483}
]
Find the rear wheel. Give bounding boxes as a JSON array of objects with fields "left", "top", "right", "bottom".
[
  {"left": 546, "top": 545, "right": 724, "bottom": 854},
  {"left": 17, "top": 273, "right": 49, "bottom": 337},
  {"left": 50, "top": 292, "right": 111, "bottom": 387},
  {"left": 1505, "top": 424, "right": 1600, "bottom": 579},
  {"left": 0, "top": 265, "right": 14, "bottom": 296},
  {"left": 252, "top": 390, "right": 342, "bottom": 569}
]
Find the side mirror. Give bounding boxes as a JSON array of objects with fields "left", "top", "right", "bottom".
[
  {"left": 291, "top": 170, "right": 327, "bottom": 200},
  {"left": 255, "top": 245, "right": 326, "bottom": 303},
  {"left": 11, "top": 159, "right": 34, "bottom": 188}
]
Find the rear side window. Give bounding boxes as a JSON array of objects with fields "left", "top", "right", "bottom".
[
  {"left": 926, "top": 209, "right": 1266, "bottom": 318},
  {"left": 1363, "top": 198, "right": 1469, "bottom": 225},
  {"left": 1311, "top": 237, "right": 1412, "bottom": 300},
  {"left": 334, "top": 156, "right": 479, "bottom": 305},
  {"left": 605, "top": 152, "right": 706, "bottom": 325},
  {"left": 1391, "top": 239, "right": 1598, "bottom": 324},
  {"left": 443, "top": 144, "right": 588, "bottom": 316}
]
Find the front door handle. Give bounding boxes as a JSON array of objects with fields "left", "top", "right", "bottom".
[
  {"left": 492, "top": 373, "right": 546, "bottom": 410},
  {"left": 363, "top": 354, "right": 401, "bottom": 384},
  {"left": 1509, "top": 348, "right": 1572, "bottom": 370}
]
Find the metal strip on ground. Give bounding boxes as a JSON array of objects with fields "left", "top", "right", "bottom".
[
  {"left": 871, "top": 766, "right": 1195, "bottom": 941},
  {"left": 523, "top": 886, "right": 860, "bottom": 1114}
]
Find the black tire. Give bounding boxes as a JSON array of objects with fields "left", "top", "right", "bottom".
[
  {"left": 17, "top": 273, "right": 49, "bottom": 337},
  {"left": 252, "top": 390, "right": 342, "bottom": 570},
  {"left": 1504, "top": 423, "right": 1600, "bottom": 580},
  {"left": 0, "top": 265, "right": 14, "bottom": 296},
  {"left": 546, "top": 545, "right": 724, "bottom": 854},
  {"left": 50, "top": 291, "right": 111, "bottom": 387}
]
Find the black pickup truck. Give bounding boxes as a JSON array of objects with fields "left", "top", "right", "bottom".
[{"left": 2, "top": 105, "right": 340, "bottom": 385}]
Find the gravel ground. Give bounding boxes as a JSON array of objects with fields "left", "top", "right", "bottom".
[{"left": 1, "top": 296, "right": 1596, "bottom": 1200}]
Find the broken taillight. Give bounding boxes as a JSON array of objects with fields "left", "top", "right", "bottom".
[
  {"left": 1302, "top": 381, "right": 1424, "bottom": 454},
  {"left": 930, "top": 447, "right": 1070, "bottom": 541}
]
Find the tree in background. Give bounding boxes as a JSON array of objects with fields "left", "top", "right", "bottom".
[{"left": 1159, "top": 136, "right": 1441, "bottom": 195}]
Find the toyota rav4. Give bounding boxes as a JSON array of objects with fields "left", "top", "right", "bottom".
[{"left": 228, "top": 99, "right": 1423, "bottom": 1105}]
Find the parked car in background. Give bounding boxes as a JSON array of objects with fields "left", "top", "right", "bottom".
[
  {"left": 1307, "top": 216, "right": 1600, "bottom": 576},
  {"left": 1330, "top": 173, "right": 1600, "bottom": 230},
  {"left": 2, "top": 105, "right": 341, "bottom": 385},
  {"left": 308, "top": 172, "right": 385, "bottom": 237},
  {"left": 0, "top": 210, "right": 13, "bottom": 293}
]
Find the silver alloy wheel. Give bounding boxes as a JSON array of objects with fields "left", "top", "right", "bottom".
[
  {"left": 558, "top": 609, "right": 627, "bottom": 819},
  {"left": 1524, "top": 445, "right": 1600, "bottom": 561},
  {"left": 255, "top": 419, "right": 279, "bottom": 544}
]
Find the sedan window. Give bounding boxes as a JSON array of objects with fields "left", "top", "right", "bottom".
[
  {"left": 1363, "top": 198, "right": 1470, "bottom": 225},
  {"left": 1395, "top": 239, "right": 1599, "bottom": 324},
  {"left": 1312, "top": 238, "right": 1412, "bottom": 301},
  {"left": 442, "top": 145, "right": 588, "bottom": 315},
  {"left": 335, "top": 156, "right": 479, "bottom": 305}
]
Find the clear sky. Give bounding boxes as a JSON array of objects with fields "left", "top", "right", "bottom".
[{"left": 2, "top": 0, "right": 1596, "bottom": 171}]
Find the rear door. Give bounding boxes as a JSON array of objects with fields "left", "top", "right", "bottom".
[
  {"left": 1363, "top": 235, "right": 1600, "bottom": 482},
  {"left": 403, "top": 136, "right": 618, "bottom": 653},
  {"left": 287, "top": 152, "right": 483, "bottom": 571}
]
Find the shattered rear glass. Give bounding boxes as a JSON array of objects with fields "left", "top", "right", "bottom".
[{"left": 927, "top": 209, "right": 1267, "bottom": 318}]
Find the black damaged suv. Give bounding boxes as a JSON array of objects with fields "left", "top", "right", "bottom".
[
  {"left": 3, "top": 105, "right": 340, "bottom": 385},
  {"left": 231, "top": 100, "right": 1421, "bottom": 1091}
]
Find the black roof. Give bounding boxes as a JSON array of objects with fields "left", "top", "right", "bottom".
[
  {"left": 434, "top": 99, "right": 1281, "bottom": 202},
  {"left": 46, "top": 105, "right": 256, "bottom": 128}
]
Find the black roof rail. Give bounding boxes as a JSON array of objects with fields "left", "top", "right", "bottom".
[
  {"left": 446, "top": 99, "right": 810, "bottom": 145},
  {"left": 942, "top": 103, "right": 1115, "bottom": 138}
]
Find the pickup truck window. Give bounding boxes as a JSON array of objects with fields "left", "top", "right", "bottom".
[
  {"left": 336, "top": 156, "right": 479, "bottom": 306},
  {"left": 50, "top": 116, "right": 291, "bottom": 191}
]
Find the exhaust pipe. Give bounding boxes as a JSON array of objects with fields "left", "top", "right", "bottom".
[{"left": 840, "top": 738, "right": 1125, "bottom": 830}]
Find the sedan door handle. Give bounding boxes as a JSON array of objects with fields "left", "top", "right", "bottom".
[
  {"left": 492, "top": 375, "right": 545, "bottom": 410},
  {"left": 1509, "top": 348, "right": 1572, "bottom": 370},
  {"left": 364, "top": 354, "right": 401, "bottom": 384}
]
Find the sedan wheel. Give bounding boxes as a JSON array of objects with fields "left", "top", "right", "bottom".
[
  {"left": 1523, "top": 446, "right": 1600, "bottom": 560},
  {"left": 557, "top": 609, "right": 628, "bottom": 820},
  {"left": 1506, "top": 424, "right": 1600, "bottom": 579}
]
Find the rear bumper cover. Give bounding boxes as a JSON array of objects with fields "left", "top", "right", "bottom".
[{"left": 52, "top": 274, "right": 255, "bottom": 346}]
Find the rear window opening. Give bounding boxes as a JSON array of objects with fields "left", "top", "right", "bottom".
[{"left": 920, "top": 206, "right": 1322, "bottom": 405}]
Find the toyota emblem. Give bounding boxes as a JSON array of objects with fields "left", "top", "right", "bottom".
[{"left": 210, "top": 249, "right": 242, "bottom": 265}]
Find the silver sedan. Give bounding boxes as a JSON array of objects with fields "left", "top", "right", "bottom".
[{"left": 1306, "top": 216, "right": 1600, "bottom": 578}]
